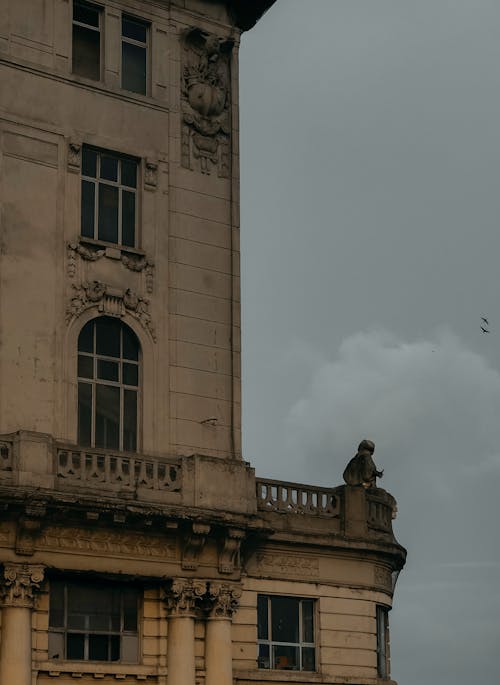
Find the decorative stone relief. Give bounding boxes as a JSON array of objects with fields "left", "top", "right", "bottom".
[
  {"left": 0, "top": 563, "right": 45, "bottom": 608},
  {"left": 67, "top": 140, "right": 81, "bottom": 173},
  {"left": 256, "top": 553, "right": 320, "bottom": 579},
  {"left": 15, "top": 501, "right": 47, "bottom": 556},
  {"left": 218, "top": 528, "right": 244, "bottom": 574},
  {"left": 37, "top": 527, "right": 176, "bottom": 559},
  {"left": 121, "top": 254, "right": 155, "bottom": 294},
  {"left": 164, "top": 578, "right": 207, "bottom": 616},
  {"left": 182, "top": 522, "right": 211, "bottom": 571},
  {"left": 207, "top": 582, "right": 241, "bottom": 618},
  {"left": 181, "top": 28, "right": 232, "bottom": 177},
  {"left": 66, "top": 281, "right": 156, "bottom": 341},
  {"left": 67, "top": 242, "right": 105, "bottom": 277}
]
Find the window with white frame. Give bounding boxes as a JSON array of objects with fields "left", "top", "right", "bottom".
[
  {"left": 48, "top": 579, "right": 140, "bottom": 662},
  {"left": 121, "top": 15, "right": 149, "bottom": 95},
  {"left": 78, "top": 317, "right": 140, "bottom": 452},
  {"left": 72, "top": 0, "right": 102, "bottom": 81},
  {"left": 257, "top": 595, "right": 315, "bottom": 671},
  {"left": 81, "top": 146, "right": 138, "bottom": 248},
  {"left": 376, "top": 605, "right": 389, "bottom": 678}
]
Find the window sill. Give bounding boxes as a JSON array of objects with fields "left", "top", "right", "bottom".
[
  {"left": 36, "top": 660, "right": 159, "bottom": 678},
  {"left": 79, "top": 236, "right": 146, "bottom": 258},
  {"left": 236, "top": 670, "right": 322, "bottom": 682}
]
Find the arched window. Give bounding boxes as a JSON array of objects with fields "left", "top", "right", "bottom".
[{"left": 77, "top": 317, "right": 140, "bottom": 451}]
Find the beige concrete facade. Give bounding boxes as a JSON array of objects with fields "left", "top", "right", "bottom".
[{"left": 0, "top": 1, "right": 406, "bottom": 684}]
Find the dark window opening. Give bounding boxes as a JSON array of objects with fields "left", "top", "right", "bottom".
[
  {"left": 49, "top": 580, "right": 139, "bottom": 663},
  {"left": 121, "top": 15, "right": 148, "bottom": 95},
  {"left": 377, "top": 606, "right": 389, "bottom": 678},
  {"left": 72, "top": 1, "right": 101, "bottom": 81},
  {"left": 257, "top": 595, "right": 315, "bottom": 671},
  {"left": 77, "top": 317, "right": 140, "bottom": 452}
]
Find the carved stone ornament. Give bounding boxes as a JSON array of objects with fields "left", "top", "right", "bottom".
[
  {"left": 144, "top": 159, "right": 158, "bottom": 190},
  {"left": 0, "top": 563, "right": 45, "bottom": 608},
  {"left": 67, "top": 139, "right": 81, "bottom": 173},
  {"left": 121, "top": 254, "right": 155, "bottom": 294},
  {"left": 218, "top": 527, "right": 244, "bottom": 574},
  {"left": 181, "top": 28, "right": 232, "bottom": 177},
  {"left": 66, "top": 281, "right": 156, "bottom": 341},
  {"left": 256, "top": 553, "right": 320, "bottom": 579},
  {"left": 207, "top": 582, "right": 241, "bottom": 618},
  {"left": 182, "top": 522, "right": 211, "bottom": 571},
  {"left": 164, "top": 578, "right": 207, "bottom": 616}
]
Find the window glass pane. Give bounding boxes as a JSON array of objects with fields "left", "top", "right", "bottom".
[
  {"left": 74, "top": 1, "right": 100, "bottom": 27},
  {"left": 67, "top": 633, "right": 85, "bottom": 660},
  {"left": 96, "top": 318, "right": 121, "bottom": 357},
  {"left": 98, "top": 184, "right": 119, "bottom": 243},
  {"left": 123, "top": 362, "right": 138, "bottom": 386},
  {"left": 122, "top": 326, "right": 139, "bottom": 361},
  {"left": 257, "top": 595, "right": 268, "bottom": 640},
  {"left": 123, "top": 390, "right": 137, "bottom": 452},
  {"left": 72, "top": 25, "right": 100, "bottom": 80},
  {"left": 302, "top": 600, "right": 314, "bottom": 643},
  {"left": 48, "top": 632, "right": 64, "bottom": 660},
  {"left": 82, "top": 148, "right": 97, "bottom": 177},
  {"left": 100, "top": 155, "right": 118, "bottom": 182},
  {"left": 121, "top": 190, "right": 136, "bottom": 247},
  {"left": 122, "top": 16, "right": 147, "bottom": 43},
  {"left": 81, "top": 180, "right": 95, "bottom": 238},
  {"left": 271, "top": 597, "right": 299, "bottom": 643},
  {"left": 78, "top": 321, "right": 94, "bottom": 353},
  {"left": 89, "top": 634, "right": 110, "bottom": 661},
  {"left": 97, "top": 359, "right": 119, "bottom": 382},
  {"left": 258, "top": 643, "right": 270, "bottom": 669},
  {"left": 123, "top": 589, "right": 138, "bottom": 631},
  {"left": 49, "top": 581, "right": 65, "bottom": 628},
  {"left": 273, "top": 645, "right": 299, "bottom": 671},
  {"left": 78, "top": 382, "right": 92, "bottom": 447},
  {"left": 122, "top": 42, "right": 147, "bottom": 95},
  {"left": 95, "top": 385, "right": 120, "bottom": 449},
  {"left": 110, "top": 635, "right": 120, "bottom": 661},
  {"left": 78, "top": 354, "right": 93, "bottom": 379},
  {"left": 302, "top": 647, "right": 315, "bottom": 671},
  {"left": 121, "top": 159, "right": 137, "bottom": 188},
  {"left": 121, "top": 634, "right": 138, "bottom": 663}
]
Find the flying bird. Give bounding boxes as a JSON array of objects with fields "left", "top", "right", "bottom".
[
  {"left": 481, "top": 317, "right": 489, "bottom": 326},
  {"left": 481, "top": 326, "right": 489, "bottom": 334}
]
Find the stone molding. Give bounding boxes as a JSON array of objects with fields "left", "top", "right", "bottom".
[
  {"left": 207, "top": 582, "right": 241, "bottom": 618},
  {"left": 182, "top": 523, "right": 211, "bottom": 571},
  {"left": 164, "top": 578, "right": 207, "bottom": 617},
  {"left": 219, "top": 527, "right": 244, "bottom": 574},
  {"left": 0, "top": 563, "right": 45, "bottom": 608}
]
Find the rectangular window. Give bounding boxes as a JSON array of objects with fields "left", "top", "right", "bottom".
[
  {"left": 257, "top": 595, "right": 315, "bottom": 671},
  {"left": 48, "top": 580, "right": 140, "bottom": 663},
  {"left": 72, "top": 1, "right": 102, "bottom": 81},
  {"left": 81, "top": 146, "right": 138, "bottom": 248},
  {"left": 121, "top": 15, "right": 149, "bottom": 95},
  {"left": 377, "top": 605, "right": 389, "bottom": 678}
]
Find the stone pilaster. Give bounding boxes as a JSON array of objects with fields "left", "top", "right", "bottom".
[
  {"left": 205, "top": 583, "right": 241, "bottom": 685},
  {"left": 164, "top": 579, "right": 206, "bottom": 685},
  {"left": 0, "top": 563, "right": 45, "bottom": 685}
]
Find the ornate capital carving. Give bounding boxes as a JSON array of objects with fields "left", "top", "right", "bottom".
[
  {"left": 207, "top": 582, "right": 241, "bottom": 618},
  {"left": 164, "top": 578, "right": 207, "bottom": 617},
  {"left": 67, "top": 140, "right": 81, "bottom": 173},
  {"left": 0, "top": 563, "right": 45, "bottom": 608}
]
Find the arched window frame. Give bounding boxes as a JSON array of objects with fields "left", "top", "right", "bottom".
[{"left": 76, "top": 316, "right": 141, "bottom": 452}]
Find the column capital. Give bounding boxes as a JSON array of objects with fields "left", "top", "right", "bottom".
[
  {"left": 0, "top": 563, "right": 45, "bottom": 608},
  {"left": 207, "top": 582, "right": 242, "bottom": 618},
  {"left": 164, "top": 578, "right": 207, "bottom": 617}
]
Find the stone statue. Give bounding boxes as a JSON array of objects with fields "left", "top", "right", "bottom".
[{"left": 343, "top": 439, "right": 383, "bottom": 488}]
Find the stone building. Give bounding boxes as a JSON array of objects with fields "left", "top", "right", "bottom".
[{"left": 0, "top": 1, "right": 406, "bottom": 684}]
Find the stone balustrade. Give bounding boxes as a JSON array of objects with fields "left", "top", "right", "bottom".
[
  {"left": 56, "top": 445, "right": 182, "bottom": 500},
  {"left": 367, "top": 489, "right": 396, "bottom": 534},
  {"left": 256, "top": 478, "right": 340, "bottom": 516}
]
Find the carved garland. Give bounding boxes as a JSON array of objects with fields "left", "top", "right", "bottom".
[{"left": 66, "top": 280, "right": 156, "bottom": 341}]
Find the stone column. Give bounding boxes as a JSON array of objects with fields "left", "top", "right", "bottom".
[
  {"left": 205, "top": 583, "right": 241, "bottom": 685},
  {"left": 164, "top": 578, "right": 206, "bottom": 685},
  {"left": 0, "top": 563, "right": 45, "bottom": 685}
]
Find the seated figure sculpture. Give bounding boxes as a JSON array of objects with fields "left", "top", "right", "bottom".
[{"left": 343, "top": 439, "right": 383, "bottom": 488}]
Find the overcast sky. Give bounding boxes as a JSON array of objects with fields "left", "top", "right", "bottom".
[{"left": 238, "top": 2, "right": 500, "bottom": 684}]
